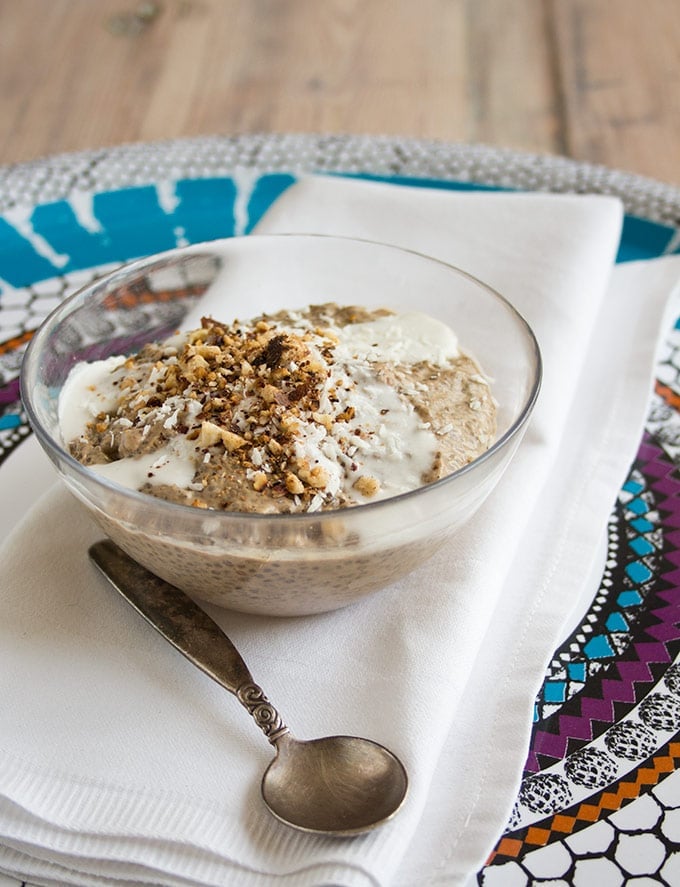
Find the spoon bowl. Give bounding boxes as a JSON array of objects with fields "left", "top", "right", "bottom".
[
  {"left": 263, "top": 733, "right": 408, "bottom": 835},
  {"left": 89, "top": 539, "right": 408, "bottom": 835}
]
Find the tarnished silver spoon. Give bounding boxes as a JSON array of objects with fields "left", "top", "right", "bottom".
[{"left": 89, "top": 540, "right": 408, "bottom": 836}]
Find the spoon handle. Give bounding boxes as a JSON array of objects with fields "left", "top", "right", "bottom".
[{"left": 89, "top": 539, "right": 289, "bottom": 743}]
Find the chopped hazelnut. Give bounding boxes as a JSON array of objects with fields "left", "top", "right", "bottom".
[
  {"left": 185, "top": 354, "right": 209, "bottom": 378},
  {"left": 194, "top": 343, "right": 222, "bottom": 360},
  {"left": 312, "top": 412, "right": 333, "bottom": 431},
  {"left": 261, "top": 384, "right": 280, "bottom": 404},
  {"left": 285, "top": 473, "right": 305, "bottom": 495},
  {"left": 252, "top": 471, "right": 268, "bottom": 491},
  {"left": 220, "top": 430, "right": 247, "bottom": 452},
  {"left": 303, "top": 465, "right": 328, "bottom": 489},
  {"left": 336, "top": 406, "right": 355, "bottom": 422},
  {"left": 280, "top": 415, "right": 300, "bottom": 435},
  {"left": 353, "top": 475, "right": 380, "bottom": 497},
  {"left": 198, "top": 421, "right": 223, "bottom": 447}
]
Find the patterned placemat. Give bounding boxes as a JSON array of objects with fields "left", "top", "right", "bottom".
[{"left": 2, "top": 134, "right": 680, "bottom": 886}]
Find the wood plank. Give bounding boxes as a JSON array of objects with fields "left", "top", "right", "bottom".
[
  {"left": 138, "top": 0, "right": 470, "bottom": 140},
  {"left": 465, "top": 0, "right": 564, "bottom": 156},
  {"left": 0, "top": 0, "right": 474, "bottom": 162},
  {"left": 0, "top": 0, "right": 678, "bottom": 185},
  {"left": 552, "top": 0, "right": 680, "bottom": 184}
]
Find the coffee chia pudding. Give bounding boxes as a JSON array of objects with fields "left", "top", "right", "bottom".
[{"left": 59, "top": 303, "right": 496, "bottom": 515}]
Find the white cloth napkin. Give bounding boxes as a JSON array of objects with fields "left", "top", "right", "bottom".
[{"left": 2, "top": 175, "right": 680, "bottom": 887}]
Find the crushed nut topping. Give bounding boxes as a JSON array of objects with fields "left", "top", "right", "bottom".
[{"left": 64, "top": 304, "right": 497, "bottom": 513}]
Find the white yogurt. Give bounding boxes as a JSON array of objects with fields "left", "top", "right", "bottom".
[
  {"left": 338, "top": 311, "right": 459, "bottom": 364},
  {"left": 58, "top": 355, "right": 127, "bottom": 444}
]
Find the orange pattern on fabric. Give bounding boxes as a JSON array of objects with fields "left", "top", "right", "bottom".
[
  {"left": 486, "top": 741, "right": 680, "bottom": 866},
  {"left": 0, "top": 329, "right": 34, "bottom": 355},
  {"left": 655, "top": 379, "right": 680, "bottom": 410}
]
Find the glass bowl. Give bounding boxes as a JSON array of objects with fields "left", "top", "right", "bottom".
[{"left": 21, "top": 234, "right": 541, "bottom": 616}]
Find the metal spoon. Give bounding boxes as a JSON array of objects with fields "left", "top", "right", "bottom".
[{"left": 89, "top": 539, "right": 408, "bottom": 836}]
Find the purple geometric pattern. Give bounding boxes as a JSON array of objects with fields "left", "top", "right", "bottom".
[{"left": 527, "top": 436, "right": 680, "bottom": 773}]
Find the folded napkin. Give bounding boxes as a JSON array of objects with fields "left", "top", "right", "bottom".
[{"left": 2, "top": 175, "right": 680, "bottom": 887}]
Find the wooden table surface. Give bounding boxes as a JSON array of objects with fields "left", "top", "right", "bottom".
[{"left": 1, "top": 0, "right": 679, "bottom": 186}]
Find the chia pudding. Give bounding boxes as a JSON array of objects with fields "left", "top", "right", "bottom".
[{"left": 59, "top": 303, "right": 496, "bottom": 514}]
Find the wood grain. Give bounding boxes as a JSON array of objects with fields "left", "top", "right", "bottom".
[
  {"left": 552, "top": 0, "right": 680, "bottom": 184},
  {"left": 0, "top": 0, "right": 678, "bottom": 184}
]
